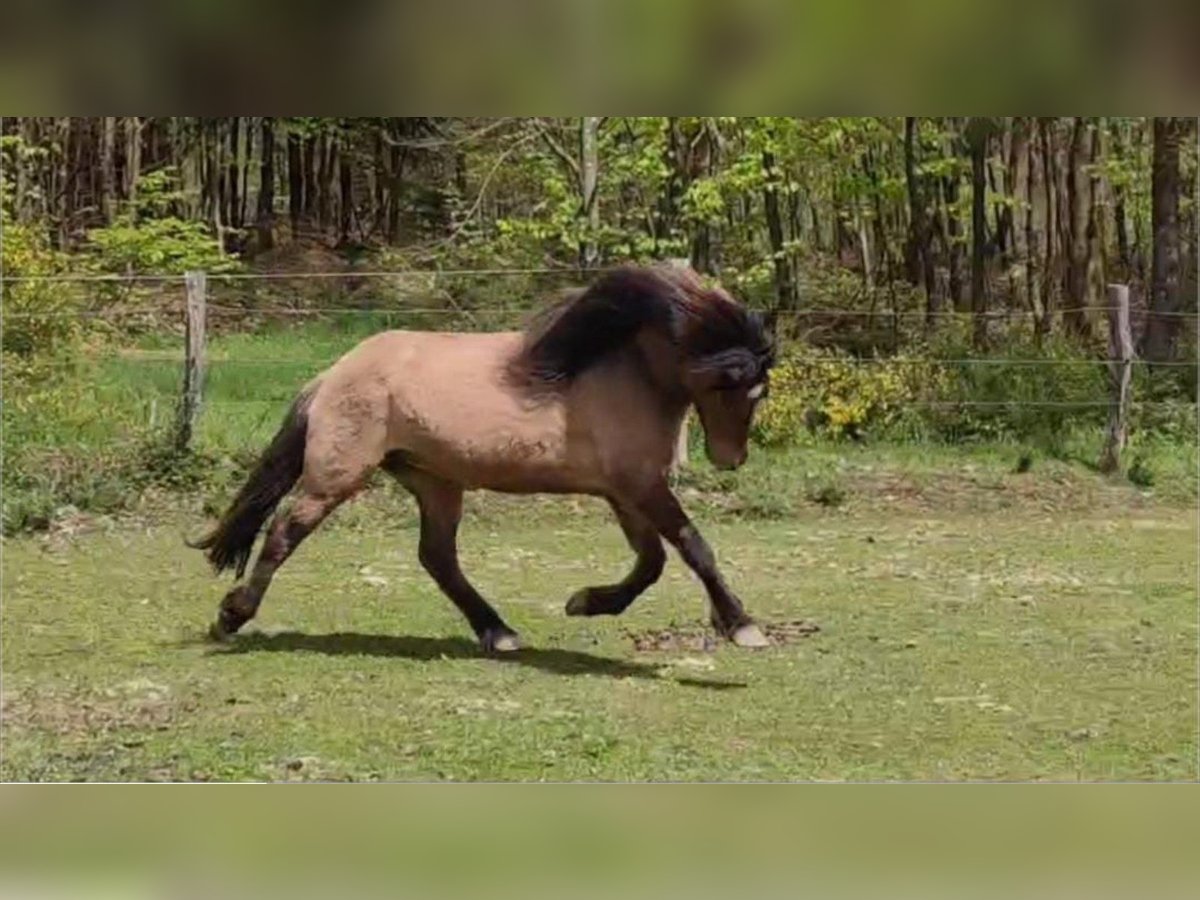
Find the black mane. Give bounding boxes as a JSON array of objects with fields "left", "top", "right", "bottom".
[{"left": 512, "top": 265, "right": 773, "bottom": 385}]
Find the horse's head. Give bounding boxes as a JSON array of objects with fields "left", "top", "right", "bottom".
[
  {"left": 681, "top": 301, "right": 775, "bottom": 471},
  {"left": 684, "top": 338, "right": 773, "bottom": 469}
]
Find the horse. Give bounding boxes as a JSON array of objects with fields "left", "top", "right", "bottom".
[{"left": 190, "top": 263, "right": 776, "bottom": 653}]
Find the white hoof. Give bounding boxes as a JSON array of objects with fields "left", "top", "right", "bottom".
[
  {"left": 730, "top": 623, "right": 770, "bottom": 649},
  {"left": 483, "top": 630, "right": 522, "bottom": 653}
]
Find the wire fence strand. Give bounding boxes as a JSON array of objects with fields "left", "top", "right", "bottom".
[
  {"left": 69, "top": 355, "right": 1196, "bottom": 369},
  {"left": 6, "top": 303, "right": 1200, "bottom": 321}
]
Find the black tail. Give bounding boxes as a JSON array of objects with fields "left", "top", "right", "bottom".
[{"left": 187, "top": 386, "right": 315, "bottom": 578}]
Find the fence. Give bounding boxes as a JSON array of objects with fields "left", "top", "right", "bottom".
[{"left": 4, "top": 267, "right": 1197, "bottom": 477}]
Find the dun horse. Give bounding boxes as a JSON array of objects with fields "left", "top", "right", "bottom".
[{"left": 191, "top": 264, "right": 776, "bottom": 652}]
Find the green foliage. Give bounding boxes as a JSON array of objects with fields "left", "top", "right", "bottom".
[
  {"left": 755, "top": 345, "right": 946, "bottom": 444},
  {"left": 1, "top": 174, "right": 80, "bottom": 357},
  {"left": 1127, "top": 455, "right": 1155, "bottom": 488},
  {"left": 919, "top": 330, "right": 1108, "bottom": 446},
  {"left": 84, "top": 168, "right": 236, "bottom": 278}
]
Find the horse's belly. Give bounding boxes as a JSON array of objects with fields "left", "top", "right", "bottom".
[{"left": 389, "top": 404, "right": 598, "bottom": 493}]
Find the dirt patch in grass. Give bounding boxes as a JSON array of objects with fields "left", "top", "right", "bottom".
[
  {"left": 1, "top": 681, "right": 185, "bottom": 740},
  {"left": 625, "top": 619, "right": 820, "bottom": 653}
]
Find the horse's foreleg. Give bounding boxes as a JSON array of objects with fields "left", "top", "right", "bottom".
[
  {"left": 565, "top": 501, "right": 665, "bottom": 617},
  {"left": 633, "top": 480, "right": 769, "bottom": 648},
  {"left": 400, "top": 472, "right": 520, "bottom": 653},
  {"left": 211, "top": 490, "right": 343, "bottom": 639}
]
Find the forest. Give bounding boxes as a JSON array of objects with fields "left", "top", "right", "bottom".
[
  {"left": 1, "top": 117, "right": 1197, "bottom": 530},
  {"left": 3, "top": 117, "right": 1196, "bottom": 349}
]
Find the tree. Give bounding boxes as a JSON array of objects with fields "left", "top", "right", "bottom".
[
  {"left": 256, "top": 118, "right": 276, "bottom": 250},
  {"left": 100, "top": 117, "right": 118, "bottom": 222},
  {"left": 904, "top": 117, "right": 937, "bottom": 322},
  {"left": 1063, "top": 117, "right": 1098, "bottom": 338},
  {"left": 287, "top": 128, "right": 302, "bottom": 238},
  {"left": 579, "top": 116, "right": 601, "bottom": 269},
  {"left": 761, "top": 145, "right": 797, "bottom": 310},
  {"left": 967, "top": 117, "right": 994, "bottom": 347},
  {"left": 1143, "top": 117, "right": 1185, "bottom": 362}
]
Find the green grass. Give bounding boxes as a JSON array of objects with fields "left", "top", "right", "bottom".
[
  {"left": 3, "top": 479, "right": 1195, "bottom": 781},
  {"left": 3, "top": 317, "right": 1196, "bottom": 779}
]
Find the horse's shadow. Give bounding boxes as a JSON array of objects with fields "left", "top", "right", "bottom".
[{"left": 207, "top": 631, "right": 746, "bottom": 690}]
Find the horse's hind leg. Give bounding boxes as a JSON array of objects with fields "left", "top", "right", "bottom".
[
  {"left": 565, "top": 501, "right": 665, "bottom": 617},
  {"left": 388, "top": 464, "right": 520, "bottom": 653},
  {"left": 212, "top": 488, "right": 348, "bottom": 638}
]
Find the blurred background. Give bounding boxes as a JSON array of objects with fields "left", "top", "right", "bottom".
[{"left": 2, "top": 0, "right": 1199, "bottom": 891}]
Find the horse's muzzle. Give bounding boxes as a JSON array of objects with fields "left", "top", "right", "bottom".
[{"left": 707, "top": 445, "right": 748, "bottom": 470}]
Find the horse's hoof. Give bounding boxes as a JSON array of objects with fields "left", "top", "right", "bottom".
[
  {"left": 565, "top": 589, "right": 591, "bottom": 616},
  {"left": 208, "top": 620, "right": 235, "bottom": 643},
  {"left": 730, "top": 623, "right": 770, "bottom": 649},
  {"left": 482, "top": 629, "right": 521, "bottom": 653}
]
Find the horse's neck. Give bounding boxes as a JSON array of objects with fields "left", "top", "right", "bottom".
[{"left": 585, "top": 343, "right": 691, "bottom": 431}]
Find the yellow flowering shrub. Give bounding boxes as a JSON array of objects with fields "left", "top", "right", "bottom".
[{"left": 754, "top": 345, "right": 949, "bottom": 445}]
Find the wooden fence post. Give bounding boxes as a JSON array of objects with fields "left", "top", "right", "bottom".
[
  {"left": 177, "top": 270, "right": 207, "bottom": 451},
  {"left": 1099, "top": 283, "right": 1133, "bottom": 474},
  {"left": 668, "top": 257, "right": 691, "bottom": 475}
]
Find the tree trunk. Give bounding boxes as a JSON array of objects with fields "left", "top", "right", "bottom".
[
  {"left": 941, "top": 176, "right": 965, "bottom": 310},
  {"left": 1025, "top": 120, "right": 1044, "bottom": 330},
  {"left": 1086, "top": 123, "right": 1107, "bottom": 330},
  {"left": 371, "top": 131, "right": 385, "bottom": 237},
  {"left": 257, "top": 118, "right": 276, "bottom": 250},
  {"left": 287, "top": 130, "right": 303, "bottom": 238},
  {"left": 240, "top": 120, "right": 252, "bottom": 229},
  {"left": 226, "top": 117, "right": 241, "bottom": 229},
  {"left": 904, "top": 117, "right": 938, "bottom": 323},
  {"left": 100, "top": 116, "right": 117, "bottom": 222},
  {"left": 1143, "top": 117, "right": 1185, "bottom": 362},
  {"left": 209, "top": 120, "right": 225, "bottom": 247},
  {"left": 124, "top": 117, "right": 142, "bottom": 221},
  {"left": 867, "top": 154, "right": 891, "bottom": 290},
  {"left": 991, "top": 127, "right": 1011, "bottom": 264},
  {"left": 1008, "top": 117, "right": 1031, "bottom": 309},
  {"left": 762, "top": 148, "right": 796, "bottom": 310},
  {"left": 1110, "top": 120, "right": 1132, "bottom": 280},
  {"left": 302, "top": 134, "right": 317, "bottom": 227},
  {"left": 968, "top": 119, "right": 990, "bottom": 348},
  {"left": 387, "top": 141, "right": 403, "bottom": 243},
  {"left": 318, "top": 134, "right": 336, "bottom": 234},
  {"left": 339, "top": 147, "right": 353, "bottom": 245},
  {"left": 656, "top": 118, "right": 684, "bottom": 250},
  {"left": 1038, "top": 118, "right": 1059, "bottom": 337},
  {"left": 579, "top": 116, "right": 601, "bottom": 269},
  {"left": 1063, "top": 117, "right": 1094, "bottom": 337}
]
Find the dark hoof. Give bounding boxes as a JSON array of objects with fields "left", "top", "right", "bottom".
[
  {"left": 566, "top": 587, "right": 627, "bottom": 617},
  {"left": 213, "top": 586, "right": 254, "bottom": 641},
  {"left": 565, "top": 589, "right": 593, "bottom": 616},
  {"left": 480, "top": 628, "right": 521, "bottom": 654}
]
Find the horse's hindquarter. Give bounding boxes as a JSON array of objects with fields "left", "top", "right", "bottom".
[{"left": 373, "top": 331, "right": 594, "bottom": 491}]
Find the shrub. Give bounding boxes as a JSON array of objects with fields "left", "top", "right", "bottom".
[
  {"left": 0, "top": 210, "right": 81, "bottom": 358},
  {"left": 83, "top": 168, "right": 235, "bottom": 280},
  {"left": 754, "top": 345, "right": 948, "bottom": 445}
]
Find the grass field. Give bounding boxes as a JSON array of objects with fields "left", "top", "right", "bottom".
[
  {"left": 3, "top": 458, "right": 1195, "bottom": 781},
  {"left": 4, "top": 313, "right": 1197, "bottom": 780}
]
